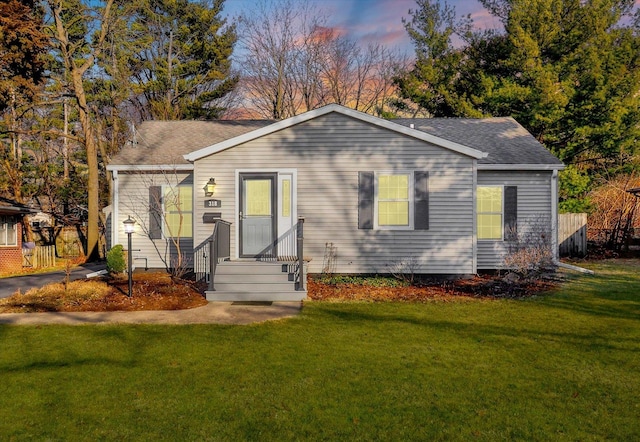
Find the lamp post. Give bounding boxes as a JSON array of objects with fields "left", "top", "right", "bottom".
[{"left": 123, "top": 216, "right": 135, "bottom": 297}]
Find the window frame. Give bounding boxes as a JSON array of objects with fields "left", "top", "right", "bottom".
[
  {"left": 0, "top": 215, "right": 18, "bottom": 247},
  {"left": 161, "top": 185, "right": 193, "bottom": 239},
  {"left": 477, "top": 185, "right": 504, "bottom": 241},
  {"left": 373, "top": 171, "right": 414, "bottom": 230}
]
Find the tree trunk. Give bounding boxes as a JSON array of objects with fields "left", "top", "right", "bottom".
[{"left": 72, "top": 70, "right": 100, "bottom": 260}]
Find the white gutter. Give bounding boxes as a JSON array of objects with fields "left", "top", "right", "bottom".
[
  {"left": 106, "top": 164, "right": 194, "bottom": 172},
  {"left": 478, "top": 164, "right": 566, "bottom": 171}
]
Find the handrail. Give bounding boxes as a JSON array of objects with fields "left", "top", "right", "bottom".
[
  {"left": 297, "top": 217, "right": 305, "bottom": 291},
  {"left": 209, "top": 219, "right": 232, "bottom": 291}
]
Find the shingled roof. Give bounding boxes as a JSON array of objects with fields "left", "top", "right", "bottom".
[
  {"left": 110, "top": 120, "right": 272, "bottom": 166},
  {"left": 394, "top": 117, "right": 563, "bottom": 166},
  {"left": 110, "top": 109, "right": 562, "bottom": 168},
  {"left": 0, "top": 197, "right": 36, "bottom": 215}
]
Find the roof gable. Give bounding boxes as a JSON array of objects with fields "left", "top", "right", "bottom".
[{"left": 183, "top": 104, "right": 488, "bottom": 162}]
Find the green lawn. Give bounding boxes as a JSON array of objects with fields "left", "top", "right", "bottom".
[{"left": 1, "top": 260, "right": 639, "bottom": 441}]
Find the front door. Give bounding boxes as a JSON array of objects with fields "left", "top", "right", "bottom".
[{"left": 239, "top": 173, "right": 277, "bottom": 258}]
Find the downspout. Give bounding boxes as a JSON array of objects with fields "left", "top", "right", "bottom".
[
  {"left": 551, "top": 169, "right": 559, "bottom": 262},
  {"left": 472, "top": 160, "right": 478, "bottom": 274},
  {"left": 112, "top": 170, "right": 119, "bottom": 247}
]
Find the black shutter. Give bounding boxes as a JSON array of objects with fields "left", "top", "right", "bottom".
[
  {"left": 504, "top": 186, "right": 518, "bottom": 241},
  {"left": 414, "top": 171, "right": 429, "bottom": 230},
  {"left": 149, "top": 186, "right": 163, "bottom": 239},
  {"left": 358, "top": 172, "right": 374, "bottom": 229}
]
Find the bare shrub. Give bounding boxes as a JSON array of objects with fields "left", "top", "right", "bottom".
[
  {"left": 387, "top": 255, "right": 420, "bottom": 285},
  {"left": 503, "top": 216, "right": 555, "bottom": 281}
]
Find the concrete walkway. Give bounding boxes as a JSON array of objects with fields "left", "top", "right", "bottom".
[{"left": 0, "top": 301, "right": 303, "bottom": 325}]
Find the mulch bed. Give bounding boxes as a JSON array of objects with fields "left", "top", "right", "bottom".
[
  {"left": 307, "top": 274, "right": 559, "bottom": 302},
  {"left": 85, "top": 273, "right": 209, "bottom": 311}
]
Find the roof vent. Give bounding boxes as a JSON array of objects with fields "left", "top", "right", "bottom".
[{"left": 409, "top": 123, "right": 415, "bottom": 129}]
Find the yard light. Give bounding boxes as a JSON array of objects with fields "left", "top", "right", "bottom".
[
  {"left": 123, "top": 216, "right": 135, "bottom": 297},
  {"left": 204, "top": 178, "right": 216, "bottom": 197}
]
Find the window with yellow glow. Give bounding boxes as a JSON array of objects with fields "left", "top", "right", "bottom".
[
  {"left": 378, "top": 174, "right": 410, "bottom": 226},
  {"left": 477, "top": 186, "right": 502, "bottom": 240},
  {"left": 164, "top": 186, "right": 193, "bottom": 238},
  {"left": 282, "top": 179, "right": 291, "bottom": 217},
  {"left": 245, "top": 180, "right": 272, "bottom": 216}
]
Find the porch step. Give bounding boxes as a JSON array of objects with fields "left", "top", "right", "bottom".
[
  {"left": 206, "top": 261, "right": 306, "bottom": 302},
  {"left": 206, "top": 291, "right": 306, "bottom": 302}
]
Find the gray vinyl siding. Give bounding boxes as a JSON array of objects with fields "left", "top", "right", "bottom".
[
  {"left": 194, "top": 112, "right": 475, "bottom": 274},
  {"left": 116, "top": 171, "right": 194, "bottom": 270},
  {"left": 477, "top": 170, "right": 553, "bottom": 269}
]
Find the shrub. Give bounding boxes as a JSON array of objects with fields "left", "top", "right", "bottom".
[
  {"left": 503, "top": 217, "right": 555, "bottom": 282},
  {"left": 106, "top": 245, "right": 126, "bottom": 275}
]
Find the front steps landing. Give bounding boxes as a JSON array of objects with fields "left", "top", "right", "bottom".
[{"left": 205, "top": 261, "right": 307, "bottom": 302}]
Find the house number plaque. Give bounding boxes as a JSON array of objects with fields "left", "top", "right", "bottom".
[{"left": 204, "top": 199, "right": 221, "bottom": 208}]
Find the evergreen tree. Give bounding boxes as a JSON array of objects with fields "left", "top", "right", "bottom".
[
  {"left": 397, "top": 0, "right": 640, "bottom": 210},
  {"left": 126, "top": 0, "right": 238, "bottom": 120}
]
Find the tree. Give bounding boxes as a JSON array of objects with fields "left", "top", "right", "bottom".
[
  {"left": 0, "top": 0, "right": 47, "bottom": 114},
  {"left": 125, "top": 0, "right": 238, "bottom": 120},
  {"left": 238, "top": 0, "right": 406, "bottom": 119},
  {"left": 47, "top": 0, "right": 120, "bottom": 260},
  {"left": 397, "top": 0, "right": 640, "bottom": 209},
  {"left": 0, "top": 0, "right": 48, "bottom": 239}
]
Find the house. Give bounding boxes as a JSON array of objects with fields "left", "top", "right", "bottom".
[
  {"left": 107, "top": 104, "right": 564, "bottom": 301},
  {"left": 0, "top": 197, "right": 36, "bottom": 273}
]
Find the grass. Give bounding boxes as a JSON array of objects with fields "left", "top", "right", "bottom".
[{"left": 0, "top": 259, "right": 638, "bottom": 440}]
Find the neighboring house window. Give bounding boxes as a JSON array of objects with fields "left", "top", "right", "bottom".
[
  {"left": 376, "top": 172, "right": 413, "bottom": 229},
  {"left": 358, "top": 171, "right": 429, "bottom": 230},
  {"left": 477, "top": 186, "right": 503, "bottom": 240},
  {"left": 163, "top": 186, "right": 193, "bottom": 238},
  {"left": 0, "top": 216, "right": 17, "bottom": 246},
  {"left": 477, "top": 186, "right": 518, "bottom": 241}
]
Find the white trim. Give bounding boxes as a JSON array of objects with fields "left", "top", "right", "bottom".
[
  {"left": 472, "top": 161, "right": 478, "bottom": 273},
  {"left": 478, "top": 164, "right": 565, "bottom": 171},
  {"left": 112, "top": 170, "right": 119, "bottom": 247},
  {"left": 373, "top": 171, "right": 414, "bottom": 230},
  {"left": 184, "top": 104, "right": 487, "bottom": 162},
  {"left": 551, "top": 169, "right": 559, "bottom": 261},
  {"left": 106, "top": 164, "right": 194, "bottom": 172},
  {"left": 234, "top": 169, "right": 298, "bottom": 259}
]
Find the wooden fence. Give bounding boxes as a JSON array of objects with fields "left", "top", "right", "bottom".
[
  {"left": 22, "top": 245, "right": 57, "bottom": 268},
  {"left": 559, "top": 213, "right": 587, "bottom": 257}
]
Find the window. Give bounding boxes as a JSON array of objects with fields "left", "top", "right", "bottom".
[
  {"left": 0, "top": 216, "right": 17, "bottom": 246},
  {"left": 477, "top": 186, "right": 503, "bottom": 240},
  {"left": 163, "top": 186, "right": 193, "bottom": 238},
  {"left": 376, "top": 173, "right": 412, "bottom": 228},
  {"left": 359, "top": 171, "right": 429, "bottom": 231}
]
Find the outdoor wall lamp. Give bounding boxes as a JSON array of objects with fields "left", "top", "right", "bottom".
[
  {"left": 204, "top": 178, "right": 217, "bottom": 197},
  {"left": 123, "top": 216, "right": 136, "bottom": 297}
]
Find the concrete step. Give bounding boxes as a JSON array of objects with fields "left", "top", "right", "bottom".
[
  {"left": 216, "top": 262, "right": 292, "bottom": 275},
  {"left": 213, "top": 281, "right": 296, "bottom": 292},
  {"left": 206, "top": 290, "right": 306, "bottom": 302},
  {"left": 214, "top": 272, "right": 293, "bottom": 284}
]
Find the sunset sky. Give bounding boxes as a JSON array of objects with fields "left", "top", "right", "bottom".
[
  {"left": 223, "top": 0, "right": 640, "bottom": 55},
  {"left": 222, "top": 0, "right": 498, "bottom": 54}
]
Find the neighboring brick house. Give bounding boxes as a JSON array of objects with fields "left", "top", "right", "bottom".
[{"left": 0, "top": 197, "right": 36, "bottom": 273}]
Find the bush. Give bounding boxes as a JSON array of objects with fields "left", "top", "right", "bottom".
[
  {"left": 106, "top": 245, "right": 126, "bottom": 275},
  {"left": 503, "top": 217, "right": 555, "bottom": 282}
]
